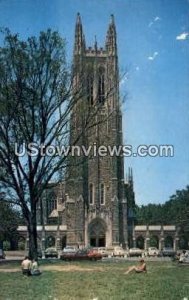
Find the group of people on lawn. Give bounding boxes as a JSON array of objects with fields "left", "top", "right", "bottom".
[
  {"left": 178, "top": 250, "right": 189, "bottom": 263},
  {"left": 21, "top": 256, "right": 146, "bottom": 276},
  {"left": 21, "top": 256, "right": 41, "bottom": 276}
]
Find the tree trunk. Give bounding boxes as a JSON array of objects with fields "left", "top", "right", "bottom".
[{"left": 28, "top": 204, "right": 38, "bottom": 260}]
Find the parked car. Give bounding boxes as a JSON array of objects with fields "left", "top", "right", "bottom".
[
  {"left": 147, "top": 247, "right": 160, "bottom": 257},
  {"left": 161, "top": 247, "right": 176, "bottom": 257},
  {"left": 128, "top": 248, "right": 143, "bottom": 257},
  {"left": 60, "top": 248, "right": 102, "bottom": 261},
  {"left": 88, "top": 249, "right": 103, "bottom": 261},
  {"left": 44, "top": 247, "right": 58, "bottom": 258},
  {"left": 104, "top": 247, "right": 115, "bottom": 257},
  {"left": 0, "top": 249, "right": 6, "bottom": 259},
  {"left": 62, "top": 246, "right": 78, "bottom": 253},
  {"left": 97, "top": 247, "right": 109, "bottom": 257},
  {"left": 112, "top": 246, "right": 126, "bottom": 257}
]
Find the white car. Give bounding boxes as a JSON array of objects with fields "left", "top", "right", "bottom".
[
  {"left": 112, "top": 246, "right": 126, "bottom": 257},
  {"left": 129, "top": 248, "right": 143, "bottom": 257},
  {"left": 98, "top": 246, "right": 127, "bottom": 258},
  {"left": 97, "top": 247, "right": 109, "bottom": 257},
  {"left": 148, "top": 247, "right": 160, "bottom": 256},
  {"left": 63, "top": 246, "right": 78, "bottom": 253}
]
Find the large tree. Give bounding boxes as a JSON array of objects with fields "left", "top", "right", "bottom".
[{"left": 0, "top": 29, "right": 109, "bottom": 258}]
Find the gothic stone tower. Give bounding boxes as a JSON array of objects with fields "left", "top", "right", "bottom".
[{"left": 64, "top": 13, "right": 128, "bottom": 248}]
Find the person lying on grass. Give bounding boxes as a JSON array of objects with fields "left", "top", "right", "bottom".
[{"left": 124, "top": 259, "right": 147, "bottom": 274}]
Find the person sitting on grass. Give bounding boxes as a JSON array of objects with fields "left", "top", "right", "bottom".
[
  {"left": 31, "top": 259, "right": 41, "bottom": 276},
  {"left": 179, "top": 250, "right": 188, "bottom": 263},
  {"left": 21, "top": 256, "right": 32, "bottom": 276},
  {"left": 124, "top": 259, "right": 147, "bottom": 274}
]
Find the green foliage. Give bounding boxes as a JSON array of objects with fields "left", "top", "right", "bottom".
[
  {"left": 0, "top": 28, "right": 69, "bottom": 258},
  {"left": 136, "top": 203, "right": 164, "bottom": 225},
  {"left": 3, "top": 240, "right": 11, "bottom": 250},
  {"left": 0, "top": 201, "right": 21, "bottom": 242},
  {"left": 0, "top": 29, "right": 68, "bottom": 198},
  {"left": 17, "top": 238, "right": 25, "bottom": 250},
  {"left": 149, "top": 236, "right": 159, "bottom": 248},
  {"left": 136, "top": 186, "right": 189, "bottom": 231}
]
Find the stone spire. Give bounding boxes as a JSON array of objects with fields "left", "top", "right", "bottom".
[
  {"left": 74, "top": 13, "right": 85, "bottom": 55},
  {"left": 105, "top": 14, "right": 117, "bottom": 55},
  {"left": 128, "top": 168, "right": 134, "bottom": 191}
]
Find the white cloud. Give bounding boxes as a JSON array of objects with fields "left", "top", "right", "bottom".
[
  {"left": 154, "top": 16, "right": 160, "bottom": 22},
  {"left": 176, "top": 32, "right": 189, "bottom": 40},
  {"left": 148, "top": 16, "right": 161, "bottom": 27},
  {"left": 148, "top": 51, "right": 158, "bottom": 61}
]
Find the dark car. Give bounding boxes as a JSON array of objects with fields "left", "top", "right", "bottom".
[
  {"left": 44, "top": 247, "right": 58, "bottom": 258},
  {"left": 161, "top": 247, "right": 176, "bottom": 257},
  {"left": 60, "top": 248, "right": 102, "bottom": 261},
  {"left": 0, "top": 249, "right": 6, "bottom": 259}
]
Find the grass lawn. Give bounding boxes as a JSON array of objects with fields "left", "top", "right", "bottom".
[{"left": 0, "top": 260, "right": 189, "bottom": 300}]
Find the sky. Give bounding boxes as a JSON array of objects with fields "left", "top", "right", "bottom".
[{"left": 0, "top": 0, "right": 188, "bottom": 206}]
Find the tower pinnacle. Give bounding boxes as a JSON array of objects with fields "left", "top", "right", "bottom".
[
  {"left": 76, "top": 12, "right": 81, "bottom": 24},
  {"left": 105, "top": 14, "right": 117, "bottom": 55},
  {"left": 74, "top": 13, "right": 85, "bottom": 55},
  {"left": 110, "top": 14, "right": 115, "bottom": 24}
]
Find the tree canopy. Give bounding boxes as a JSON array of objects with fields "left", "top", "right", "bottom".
[
  {"left": 136, "top": 186, "right": 189, "bottom": 231},
  {"left": 0, "top": 200, "right": 21, "bottom": 248}
]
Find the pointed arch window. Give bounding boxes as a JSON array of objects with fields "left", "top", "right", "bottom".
[
  {"left": 47, "top": 198, "right": 57, "bottom": 216},
  {"left": 87, "top": 75, "right": 94, "bottom": 105},
  {"left": 100, "top": 183, "right": 105, "bottom": 205},
  {"left": 89, "top": 183, "right": 94, "bottom": 205},
  {"left": 98, "top": 67, "right": 105, "bottom": 103}
]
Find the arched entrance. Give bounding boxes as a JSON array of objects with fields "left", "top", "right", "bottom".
[
  {"left": 18, "top": 236, "right": 26, "bottom": 250},
  {"left": 88, "top": 218, "right": 107, "bottom": 247},
  {"left": 150, "top": 235, "right": 159, "bottom": 248},
  {"left": 61, "top": 236, "right": 67, "bottom": 249},
  {"left": 164, "top": 236, "right": 173, "bottom": 248},
  {"left": 46, "top": 236, "right": 55, "bottom": 248},
  {"left": 136, "top": 236, "right": 145, "bottom": 249}
]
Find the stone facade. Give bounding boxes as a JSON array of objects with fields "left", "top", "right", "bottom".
[{"left": 64, "top": 13, "right": 127, "bottom": 248}]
